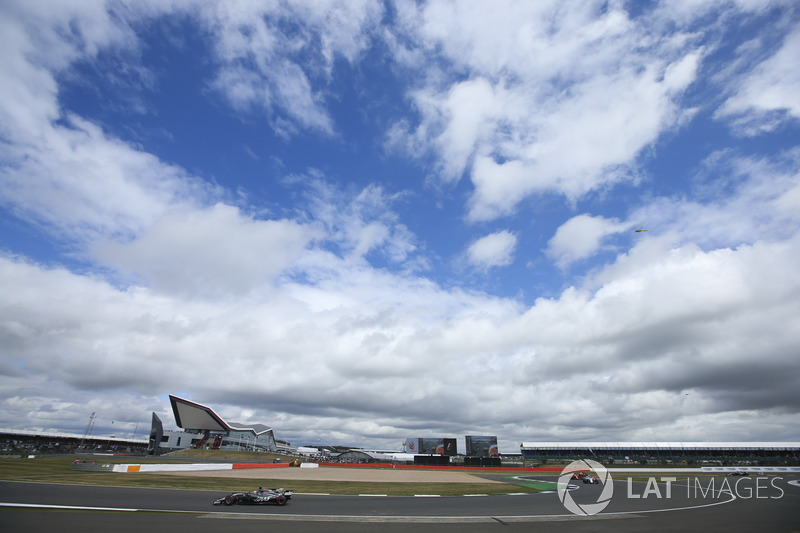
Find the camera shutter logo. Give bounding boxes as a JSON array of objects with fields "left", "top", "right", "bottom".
[{"left": 557, "top": 459, "right": 614, "bottom": 516}]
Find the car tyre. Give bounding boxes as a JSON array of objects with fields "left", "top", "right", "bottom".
[
  {"left": 224, "top": 495, "right": 236, "bottom": 505},
  {"left": 276, "top": 495, "right": 287, "bottom": 506}
]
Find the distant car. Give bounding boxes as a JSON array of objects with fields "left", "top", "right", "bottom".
[
  {"left": 213, "top": 487, "right": 292, "bottom": 506},
  {"left": 582, "top": 476, "right": 600, "bottom": 484},
  {"left": 726, "top": 471, "right": 749, "bottom": 476},
  {"left": 571, "top": 472, "right": 589, "bottom": 480}
]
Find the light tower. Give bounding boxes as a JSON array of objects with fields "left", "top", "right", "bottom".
[{"left": 79, "top": 412, "right": 96, "bottom": 450}]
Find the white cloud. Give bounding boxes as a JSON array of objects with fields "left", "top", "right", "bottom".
[
  {"left": 391, "top": 0, "right": 703, "bottom": 221},
  {"left": 717, "top": 24, "right": 800, "bottom": 135},
  {"left": 2, "top": 147, "right": 800, "bottom": 447},
  {"left": 92, "top": 204, "right": 317, "bottom": 298},
  {"left": 0, "top": 1, "right": 220, "bottom": 246},
  {"left": 546, "top": 214, "right": 628, "bottom": 268},
  {"left": 424, "top": 78, "right": 500, "bottom": 182},
  {"left": 1, "top": 114, "right": 215, "bottom": 245},
  {"left": 0, "top": 0, "right": 799, "bottom": 452},
  {"left": 1, "top": 0, "right": 385, "bottom": 142},
  {"left": 296, "top": 179, "right": 420, "bottom": 268},
  {"left": 198, "top": 0, "right": 383, "bottom": 136},
  {"left": 624, "top": 149, "right": 800, "bottom": 252},
  {"left": 466, "top": 230, "right": 517, "bottom": 271}
]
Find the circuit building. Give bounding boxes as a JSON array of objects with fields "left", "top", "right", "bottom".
[
  {"left": 520, "top": 441, "right": 800, "bottom": 464},
  {"left": 148, "top": 395, "right": 276, "bottom": 454}
]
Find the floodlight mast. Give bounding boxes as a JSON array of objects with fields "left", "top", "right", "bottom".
[{"left": 79, "top": 412, "right": 96, "bottom": 450}]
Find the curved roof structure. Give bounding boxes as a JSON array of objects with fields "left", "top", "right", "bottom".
[{"left": 169, "top": 395, "right": 272, "bottom": 436}]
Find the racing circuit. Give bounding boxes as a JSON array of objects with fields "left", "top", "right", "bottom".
[{"left": 2, "top": 463, "right": 799, "bottom": 532}]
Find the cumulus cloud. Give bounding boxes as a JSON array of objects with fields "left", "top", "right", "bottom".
[
  {"left": 92, "top": 204, "right": 317, "bottom": 297},
  {"left": 546, "top": 214, "right": 628, "bottom": 268},
  {"left": 1, "top": 114, "right": 216, "bottom": 245},
  {"left": 465, "top": 230, "right": 517, "bottom": 271},
  {"left": 390, "top": 0, "right": 703, "bottom": 221},
  {"left": 0, "top": 1, "right": 219, "bottom": 247},
  {"left": 3, "top": 153, "right": 800, "bottom": 448},
  {"left": 6, "top": 192, "right": 799, "bottom": 447}
]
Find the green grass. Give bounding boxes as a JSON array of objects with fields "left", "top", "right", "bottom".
[
  {"left": 164, "top": 449, "right": 295, "bottom": 462},
  {"left": 0, "top": 456, "right": 541, "bottom": 496},
  {"left": 507, "top": 478, "right": 559, "bottom": 491}
]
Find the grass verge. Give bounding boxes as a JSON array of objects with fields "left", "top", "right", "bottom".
[{"left": 0, "top": 456, "right": 539, "bottom": 496}]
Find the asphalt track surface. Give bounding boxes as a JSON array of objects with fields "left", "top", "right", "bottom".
[{"left": 2, "top": 475, "right": 799, "bottom": 532}]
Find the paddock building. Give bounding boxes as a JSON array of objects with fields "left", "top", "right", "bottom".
[
  {"left": 148, "top": 395, "right": 276, "bottom": 454},
  {"left": 520, "top": 441, "right": 800, "bottom": 465}
]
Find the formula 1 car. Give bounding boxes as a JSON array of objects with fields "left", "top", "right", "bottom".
[
  {"left": 582, "top": 476, "right": 600, "bottom": 484},
  {"left": 213, "top": 487, "right": 292, "bottom": 506}
]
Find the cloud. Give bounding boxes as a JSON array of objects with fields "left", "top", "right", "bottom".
[
  {"left": 198, "top": 0, "right": 383, "bottom": 136},
  {"left": 465, "top": 230, "right": 517, "bottom": 271},
  {"left": 717, "top": 25, "right": 800, "bottom": 135},
  {"left": 0, "top": 2, "right": 220, "bottom": 247},
  {"left": 390, "top": 1, "right": 703, "bottom": 221},
  {"left": 292, "top": 177, "right": 421, "bottom": 268},
  {"left": 467, "top": 50, "right": 701, "bottom": 221},
  {"left": 0, "top": 0, "right": 799, "bottom": 452},
  {"left": 414, "top": 77, "right": 500, "bottom": 183},
  {"left": 622, "top": 149, "right": 800, "bottom": 252},
  {"left": 92, "top": 203, "right": 317, "bottom": 298},
  {"left": 2, "top": 147, "right": 800, "bottom": 448},
  {"left": 0, "top": 0, "right": 385, "bottom": 143},
  {"left": 1, "top": 114, "right": 216, "bottom": 246},
  {"left": 546, "top": 214, "right": 628, "bottom": 268}
]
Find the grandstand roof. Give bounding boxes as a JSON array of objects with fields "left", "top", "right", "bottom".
[
  {"left": 520, "top": 442, "right": 800, "bottom": 450},
  {"left": 0, "top": 427, "right": 147, "bottom": 444},
  {"left": 169, "top": 395, "right": 272, "bottom": 436}
]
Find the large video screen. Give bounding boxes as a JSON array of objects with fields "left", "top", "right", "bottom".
[
  {"left": 441, "top": 438, "right": 457, "bottom": 456},
  {"left": 465, "top": 435, "right": 498, "bottom": 456},
  {"left": 405, "top": 437, "right": 421, "bottom": 454},
  {"left": 406, "top": 437, "right": 458, "bottom": 456}
]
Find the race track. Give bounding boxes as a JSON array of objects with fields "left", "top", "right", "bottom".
[{"left": 1, "top": 473, "right": 799, "bottom": 532}]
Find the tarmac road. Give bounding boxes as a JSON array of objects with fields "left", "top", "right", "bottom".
[{"left": 1, "top": 476, "right": 798, "bottom": 532}]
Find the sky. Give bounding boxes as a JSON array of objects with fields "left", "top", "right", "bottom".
[{"left": 1, "top": 0, "right": 799, "bottom": 454}]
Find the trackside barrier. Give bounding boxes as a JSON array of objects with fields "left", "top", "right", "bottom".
[
  {"left": 111, "top": 462, "right": 290, "bottom": 473},
  {"left": 231, "top": 463, "right": 290, "bottom": 469},
  {"left": 103, "top": 463, "right": 800, "bottom": 474},
  {"left": 112, "top": 463, "right": 234, "bottom": 473},
  {"left": 109, "top": 462, "right": 565, "bottom": 473},
  {"left": 607, "top": 468, "right": 702, "bottom": 474},
  {"left": 701, "top": 466, "right": 800, "bottom": 473},
  {"left": 316, "top": 463, "right": 564, "bottom": 471},
  {"left": 585, "top": 467, "right": 800, "bottom": 474}
]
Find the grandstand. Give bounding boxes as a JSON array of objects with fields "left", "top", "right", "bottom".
[
  {"left": 0, "top": 428, "right": 148, "bottom": 455},
  {"left": 520, "top": 441, "right": 800, "bottom": 465}
]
